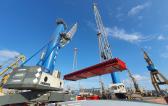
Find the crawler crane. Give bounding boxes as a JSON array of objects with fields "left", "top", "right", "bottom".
[{"left": 0, "top": 19, "right": 77, "bottom": 105}]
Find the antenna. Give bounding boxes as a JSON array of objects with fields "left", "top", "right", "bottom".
[{"left": 73, "top": 48, "right": 78, "bottom": 71}]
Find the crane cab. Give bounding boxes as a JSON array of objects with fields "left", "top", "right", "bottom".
[{"left": 109, "top": 83, "right": 126, "bottom": 94}]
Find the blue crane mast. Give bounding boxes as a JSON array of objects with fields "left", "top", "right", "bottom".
[
  {"left": 40, "top": 20, "right": 67, "bottom": 74},
  {"left": 38, "top": 20, "right": 77, "bottom": 74}
]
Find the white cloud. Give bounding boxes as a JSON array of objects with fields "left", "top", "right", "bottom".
[
  {"left": 161, "top": 53, "right": 168, "bottom": 58},
  {"left": 166, "top": 45, "right": 168, "bottom": 50},
  {"left": 116, "top": 13, "right": 124, "bottom": 18},
  {"left": 86, "top": 21, "right": 96, "bottom": 31},
  {"left": 133, "top": 74, "right": 148, "bottom": 81},
  {"left": 161, "top": 45, "right": 168, "bottom": 58},
  {"left": 0, "top": 50, "right": 20, "bottom": 58},
  {"left": 106, "top": 27, "right": 150, "bottom": 43},
  {"left": 123, "top": 74, "right": 151, "bottom": 89},
  {"left": 157, "top": 35, "right": 166, "bottom": 40},
  {"left": 144, "top": 46, "right": 152, "bottom": 51},
  {"left": 138, "top": 16, "right": 143, "bottom": 20},
  {"left": 124, "top": 74, "right": 148, "bottom": 82},
  {"left": 0, "top": 50, "right": 20, "bottom": 63},
  {"left": 128, "top": 2, "right": 151, "bottom": 16},
  {"left": 106, "top": 26, "right": 166, "bottom": 43}
]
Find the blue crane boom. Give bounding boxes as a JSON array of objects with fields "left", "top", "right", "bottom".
[
  {"left": 143, "top": 49, "right": 156, "bottom": 71},
  {"left": 39, "top": 20, "right": 77, "bottom": 74},
  {"left": 41, "top": 20, "right": 66, "bottom": 74}
]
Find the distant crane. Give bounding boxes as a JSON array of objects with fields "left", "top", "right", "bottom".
[
  {"left": 0, "top": 54, "right": 25, "bottom": 94},
  {"left": 72, "top": 48, "right": 81, "bottom": 90},
  {"left": 127, "top": 69, "right": 141, "bottom": 93},
  {"left": 99, "top": 76, "right": 105, "bottom": 96},
  {"left": 142, "top": 49, "right": 168, "bottom": 96},
  {"left": 93, "top": 3, "right": 126, "bottom": 98},
  {"left": 73, "top": 48, "right": 78, "bottom": 71}
]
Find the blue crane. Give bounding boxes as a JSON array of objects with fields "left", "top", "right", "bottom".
[
  {"left": 0, "top": 20, "right": 79, "bottom": 105},
  {"left": 5, "top": 19, "right": 77, "bottom": 91}
]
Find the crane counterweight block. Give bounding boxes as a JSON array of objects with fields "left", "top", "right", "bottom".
[
  {"left": 5, "top": 66, "right": 63, "bottom": 91},
  {"left": 64, "top": 58, "right": 127, "bottom": 81}
]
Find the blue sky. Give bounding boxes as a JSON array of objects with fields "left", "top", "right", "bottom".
[{"left": 0, "top": 0, "right": 168, "bottom": 90}]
